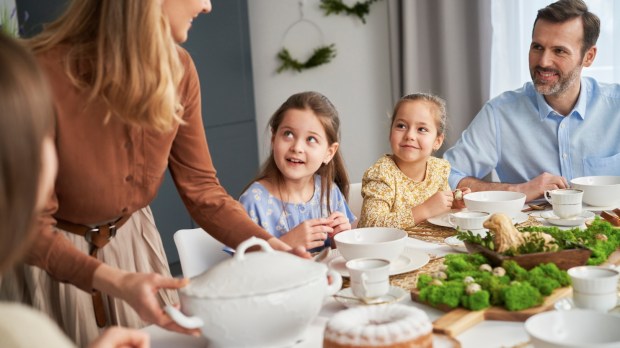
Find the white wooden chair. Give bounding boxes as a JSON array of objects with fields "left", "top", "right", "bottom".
[
  {"left": 173, "top": 228, "right": 231, "bottom": 278},
  {"left": 348, "top": 182, "right": 363, "bottom": 219}
]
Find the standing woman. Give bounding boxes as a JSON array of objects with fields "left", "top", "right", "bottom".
[
  {"left": 0, "top": 31, "right": 148, "bottom": 348},
  {"left": 0, "top": 0, "right": 293, "bottom": 346}
]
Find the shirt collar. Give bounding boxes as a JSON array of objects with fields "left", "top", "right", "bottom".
[{"left": 535, "top": 78, "right": 587, "bottom": 120}]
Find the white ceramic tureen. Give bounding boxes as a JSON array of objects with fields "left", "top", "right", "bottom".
[{"left": 166, "top": 237, "right": 342, "bottom": 348}]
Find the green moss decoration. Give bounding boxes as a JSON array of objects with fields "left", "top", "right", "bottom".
[
  {"left": 276, "top": 44, "right": 337, "bottom": 73},
  {"left": 320, "top": 0, "right": 382, "bottom": 24}
]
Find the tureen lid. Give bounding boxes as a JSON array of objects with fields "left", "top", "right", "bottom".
[{"left": 184, "top": 237, "right": 329, "bottom": 298}]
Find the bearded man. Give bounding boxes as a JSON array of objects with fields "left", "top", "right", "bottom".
[{"left": 443, "top": 0, "right": 620, "bottom": 202}]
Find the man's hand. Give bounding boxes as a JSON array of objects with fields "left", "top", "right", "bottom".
[{"left": 516, "top": 172, "right": 568, "bottom": 201}]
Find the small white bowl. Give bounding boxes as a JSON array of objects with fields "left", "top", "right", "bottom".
[
  {"left": 525, "top": 309, "right": 620, "bottom": 348},
  {"left": 568, "top": 266, "right": 620, "bottom": 294},
  {"left": 570, "top": 176, "right": 620, "bottom": 207},
  {"left": 463, "top": 191, "right": 526, "bottom": 217},
  {"left": 334, "top": 227, "right": 407, "bottom": 262}
]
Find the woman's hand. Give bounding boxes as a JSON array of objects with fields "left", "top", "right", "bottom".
[
  {"left": 280, "top": 218, "right": 334, "bottom": 250},
  {"left": 88, "top": 326, "right": 149, "bottom": 348},
  {"left": 92, "top": 264, "right": 201, "bottom": 336}
]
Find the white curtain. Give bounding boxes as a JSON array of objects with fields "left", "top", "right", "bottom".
[
  {"left": 387, "top": 0, "right": 493, "bottom": 153},
  {"left": 490, "top": 0, "right": 620, "bottom": 98}
]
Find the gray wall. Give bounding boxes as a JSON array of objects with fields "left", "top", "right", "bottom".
[{"left": 15, "top": 0, "right": 259, "bottom": 266}]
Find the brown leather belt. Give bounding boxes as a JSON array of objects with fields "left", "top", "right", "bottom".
[{"left": 55, "top": 215, "right": 130, "bottom": 328}]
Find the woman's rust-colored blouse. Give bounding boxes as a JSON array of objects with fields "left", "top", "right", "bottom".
[{"left": 26, "top": 46, "right": 272, "bottom": 291}]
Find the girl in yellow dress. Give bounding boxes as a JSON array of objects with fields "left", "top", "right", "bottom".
[{"left": 358, "top": 93, "right": 469, "bottom": 230}]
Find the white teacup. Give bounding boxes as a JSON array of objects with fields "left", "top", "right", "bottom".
[
  {"left": 544, "top": 188, "right": 584, "bottom": 205},
  {"left": 544, "top": 189, "right": 583, "bottom": 219},
  {"left": 568, "top": 266, "right": 620, "bottom": 312},
  {"left": 448, "top": 211, "right": 490, "bottom": 231},
  {"left": 552, "top": 203, "right": 583, "bottom": 219},
  {"left": 346, "top": 258, "right": 390, "bottom": 300}
]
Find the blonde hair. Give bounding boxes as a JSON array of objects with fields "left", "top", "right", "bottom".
[
  {"left": 248, "top": 92, "right": 350, "bottom": 214},
  {"left": 0, "top": 33, "right": 53, "bottom": 271},
  {"left": 27, "top": 0, "right": 184, "bottom": 132},
  {"left": 391, "top": 92, "right": 448, "bottom": 136}
]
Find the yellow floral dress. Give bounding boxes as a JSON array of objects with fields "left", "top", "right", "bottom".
[{"left": 358, "top": 155, "right": 450, "bottom": 230}]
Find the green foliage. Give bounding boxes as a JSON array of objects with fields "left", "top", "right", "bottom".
[
  {"left": 419, "top": 281, "right": 464, "bottom": 308},
  {"left": 276, "top": 44, "right": 337, "bottom": 73},
  {"left": 461, "top": 290, "right": 491, "bottom": 311},
  {"left": 502, "top": 281, "right": 543, "bottom": 311},
  {"left": 319, "top": 0, "right": 382, "bottom": 24},
  {"left": 416, "top": 255, "right": 568, "bottom": 311},
  {"left": 457, "top": 230, "right": 494, "bottom": 250},
  {"left": 523, "top": 217, "right": 620, "bottom": 265}
]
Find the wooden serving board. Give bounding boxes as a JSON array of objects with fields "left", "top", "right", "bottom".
[{"left": 411, "top": 287, "right": 571, "bottom": 337}]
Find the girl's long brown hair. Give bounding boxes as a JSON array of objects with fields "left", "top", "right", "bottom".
[
  {"left": 249, "top": 92, "right": 349, "bottom": 215},
  {"left": 0, "top": 33, "right": 53, "bottom": 271},
  {"left": 27, "top": 0, "right": 183, "bottom": 132}
]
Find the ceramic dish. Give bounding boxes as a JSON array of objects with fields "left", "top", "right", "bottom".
[
  {"left": 444, "top": 236, "right": 467, "bottom": 253},
  {"left": 464, "top": 242, "right": 591, "bottom": 270},
  {"left": 554, "top": 297, "right": 620, "bottom": 314},
  {"left": 428, "top": 210, "right": 527, "bottom": 228},
  {"left": 328, "top": 247, "right": 429, "bottom": 277},
  {"left": 525, "top": 309, "right": 620, "bottom": 347},
  {"left": 334, "top": 286, "right": 407, "bottom": 308},
  {"left": 541, "top": 210, "right": 595, "bottom": 227}
]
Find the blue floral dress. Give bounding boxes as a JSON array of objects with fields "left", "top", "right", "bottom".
[{"left": 239, "top": 175, "right": 356, "bottom": 251}]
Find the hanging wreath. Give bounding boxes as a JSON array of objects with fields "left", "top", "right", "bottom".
[
  {"left": 276, "top": 44, "right": 337, "bottom": 73},
  {"left": 319, "top": 0, "right": 382, "bottom": 24}
]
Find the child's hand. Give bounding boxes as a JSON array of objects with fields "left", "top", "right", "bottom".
[
  {"left": 326, "top": 212, "right": 351, "bottom": 236},
  {"left": 280, "top": 218, "right": 334, "bottom": 250},
  {"left": 452, "top": 187, "right": 471, "bottom": 209},
  {"left": 413, "top": 190, "right": 453, "bottom": 222}
]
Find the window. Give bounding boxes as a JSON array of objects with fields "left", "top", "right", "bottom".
[{"left": 490, "top": 0, "right": 620, "bottom": 98}]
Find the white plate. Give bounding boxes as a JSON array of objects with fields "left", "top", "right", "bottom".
[
  {"left": 427, "top": 210, "right": 528, "bottom": 228},
  {"left": 583, "top": 203, "right": 620, "bottom": 212},
  {"left": 328, "top": 247, "right": 430, "bottom": 277},
  {"left": 444, "top": 236, "right": 467, "bottom": 253},
  {"left": 541, "top": 210, "right": 595, "bottom": 227},
  {"left": 334, "top": 286, "right": 407, "bottom": 308}
]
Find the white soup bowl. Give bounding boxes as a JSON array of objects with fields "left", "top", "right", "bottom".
[
  {"left": 525, "top": 309, "right": 620, "bottom": 348},
  {"left": 463, "top": 191, "right": 526, "bottom": 217},
  {"left": 570, "top": 176, "right": 620, "bottom": 207},
  {"left": 334, "top": 227, "right": 407, "bottom": 262}
]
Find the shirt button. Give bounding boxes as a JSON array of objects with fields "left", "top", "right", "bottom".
[
  {"left": 560, "top": 124, "right": 566, "bottom": 128},
  {"left": 562, "top": 153, "right": 568, "bottom": 159},
  {"left": 125, "top": 175, "right": 133, "bottom": 182}
]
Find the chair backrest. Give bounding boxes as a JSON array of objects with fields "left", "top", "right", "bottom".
[
  {"left": 348, "top": 182, "right": 363, "bottom": 218},
  {"left": 173, "top": 228, "right": 231, "bottom": 278}
]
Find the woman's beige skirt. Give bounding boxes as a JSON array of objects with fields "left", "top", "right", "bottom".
[{"left": 0, "top": 206, "right": 178, "bottom": 347}]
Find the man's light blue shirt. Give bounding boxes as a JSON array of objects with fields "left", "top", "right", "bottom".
[{"left": 444, "top": 77, "right": 620, "bottom": 189}]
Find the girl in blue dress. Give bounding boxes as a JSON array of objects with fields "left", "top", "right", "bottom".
[{"left": 240, "top": 91, "right": 355, "bottom": 252}]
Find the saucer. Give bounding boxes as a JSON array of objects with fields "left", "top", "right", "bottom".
[
  {"left": 328, "top": 247, "right": 429, "bottom": 277},
  {"left": 554, "top": 297, "right": 620, "bottom": 315},
  {"left": 444, "top": 236, "right": 467, "bottom": 253},
  {"left": 428, "top": 209, "right": 528, "bottom": 228},
  {"left": 333, "top": 286, "right": 407, "bottom": 307},
  {"left": 541, "top": 210, "right": 595, "bottom": 227}
]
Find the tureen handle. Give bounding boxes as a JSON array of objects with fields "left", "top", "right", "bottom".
[{"left": 234, "top": 237, "right": 274, "bottom": 261}]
